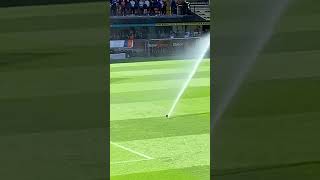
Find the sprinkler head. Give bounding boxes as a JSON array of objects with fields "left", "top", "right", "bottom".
[{"left": 165, "top": 115, "right": 169, "bottom": 118}]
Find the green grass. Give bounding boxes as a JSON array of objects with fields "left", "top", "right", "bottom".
[
  {"left": 0, "top": 3, "right": 107, "bottom": 180},
  {"left": 213, "top": 0, "right": 320, "bottom": 179},
  {"left": 110, "top": 59, "right": 210, "bottom": 179}
]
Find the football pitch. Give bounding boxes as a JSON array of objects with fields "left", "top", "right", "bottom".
[
  {"left": 213, "top": 0, "right": 320, "bottom": 179},
  {"left": 110, "top": 59, "right": 210, "bottom": 179},
  {"left": 1, "top": 0, "right": 320, "bottom": 179},
  {"left": 0, "top": 3, "right": 108, "bottom": 179}
]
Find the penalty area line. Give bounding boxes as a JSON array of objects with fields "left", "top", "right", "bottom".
[{"left": 111, "top": 141, "right": 154, "bottom": 160}]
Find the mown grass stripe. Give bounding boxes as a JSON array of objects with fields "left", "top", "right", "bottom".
[
  {"left": 0, "top": 65, "right": 104, "bottom": 99},
  {"left": 111, "top": 165, "right": 209, "bottom": 180},
  {"left": 111, "top": 66, "right": 209, "bottom": 78},
  {"left": 0, "top": 2, "right": 102, "bottom": 19},
  {"left": 111, "top": 78, "right": 209, "bottom": 93},
  {"left": 111, "top": 112, "right": 210, "bottom": 142},
  {"left": 111, "top": 71, "right": 209, "bottom": 84},
  {"left": 111, "top": 60, "right": 210, "bottom": 72},
  {"left": 111, "top": 97, "right": 209, "bottom": 121},
  {"left": 0, "top": 13, "right": 104, "bottom": 34},
  {"left": 111, "top": 134, "right": 209, "bottom": 176},
  {"left": 111, "top": 59, "right": 210, "bottom": 68},
  {"left": 0, "top": 28, "right": 104, "bottom": 51},
  {"left": 111, "top": 86, "right": 209, "bottom": 104}
]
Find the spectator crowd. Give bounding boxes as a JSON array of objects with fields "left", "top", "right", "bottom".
[{"left": 110, "top": 0, "right": 190, "bottom": 16}]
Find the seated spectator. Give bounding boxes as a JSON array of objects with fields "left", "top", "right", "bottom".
[
  {"left": 143, "top": 0, "right": 150, "bottom": 15},
  {"left": 139, "top": 0, "right": 144, "bottom": 15},
  {"left": 153, "top": 0, "right": 159, "bottom": 15},
  {"left": 184, "top": 32, "right": 190, "bottom": 38},
  {"left": 181, "top": 0, "right": 189, "bottom": 15},
  {"left": 126, "top": 0, "right": 131, "bottom": 15},
  {"left": 116, "top": 0, "right": 121, "bottom": 15},
  {"left": 171, "top": 0, "right": 177, "bottom": 15},
  {"left": 157, "top": 0, "right": 163, "bottom": 15},
  {"left": 170, "top": 31, "right": 175, "bottom": 38},
  {"left": 161, "top": 0, "right": 167, "bottom": 15},
  {"left": 159, "top": 0, "right": 164, "bottom": 15},
  {"left": 120, "top": 0, "right": 126, "bottom": 16},
  {"left": 130, "top": 0, "right": 135, "bottom": 15},
  {"left": 111, "top": 0, "right": 117, "bottom": 16},
  {"left": 149, "top": 0, "right": 155, "bottom": 15},
  {"left": 134, "top": 0, "right": 139, "bottom": 15}
]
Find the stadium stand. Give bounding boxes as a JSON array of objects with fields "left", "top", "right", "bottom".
[
  {"left": 110, "top": 0, "right": 210, "bottom": 60},
  {"left": 189, "top": 2, "right": 210, "bottom": 21},
  {"left": 110, "top": 0, "right": 192, "bottom": 16}
]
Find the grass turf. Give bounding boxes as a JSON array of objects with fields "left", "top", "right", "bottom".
[
  {"left": 2, "top": 0, "right": 320, "bottom": 179},
  {"left": 213, "top": 0, "right": 320, "bottom": 179},
  {"left": 110, "top": 59, "right": 210, "bottom": 179},
  {"left": 0, "top": 2, "right": 107, "bottom": 180}
]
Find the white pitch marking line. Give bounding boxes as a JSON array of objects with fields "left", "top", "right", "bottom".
[
  {"left": 111, "top": 141, "right": 153, "bottom": 160},
  {"left": 111, "top": 159, "right": 152, "bottom": 165}
]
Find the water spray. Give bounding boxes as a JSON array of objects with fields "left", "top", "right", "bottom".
[
  {"left": 166, "top": 34, "right": 210, "bottom": 118},
  {"left": 213, "top": 0, "right": 291, "bottom": 125}
]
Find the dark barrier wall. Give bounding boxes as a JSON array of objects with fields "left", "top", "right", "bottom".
[{"left": 0, "top": 0, "right": 104, "bottom": 7}]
